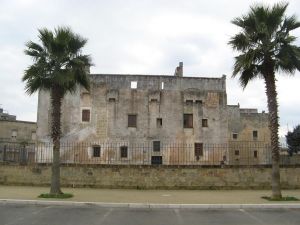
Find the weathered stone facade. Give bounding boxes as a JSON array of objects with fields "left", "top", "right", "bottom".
[
  {"left": 36, "top": 64, "right": 270, "bottom": 164},
  {"left": 0, "top": 108, "right": 36, "bottom": 143},
  {"left": 1, "top": 164, "right": 299, "bottom": 189},
  {"left": 228, "top": 105, "right": 271, "bottom": 165}
]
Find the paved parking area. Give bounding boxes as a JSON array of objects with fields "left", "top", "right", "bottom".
[{"left": 1, "top": 203, "right": 300, "bottom": 225}]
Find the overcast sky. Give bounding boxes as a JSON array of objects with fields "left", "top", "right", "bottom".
[{"left": 0, "top": 0, "right": 299, "bottom": 137}]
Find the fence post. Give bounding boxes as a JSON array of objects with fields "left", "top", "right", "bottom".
[
  {"left": 3, "top": 145, "right": 7, "bottom": 161},
  {"left": 20, "top": 144, "right": 27, "bottom": 165}
]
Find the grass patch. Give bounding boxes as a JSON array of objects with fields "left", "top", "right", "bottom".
[
  {"left": 262, "top": 196, "right": 299, "bottom": 201},
  {"left": 38, "top": 193, "right": 74, "bottom": 199}
]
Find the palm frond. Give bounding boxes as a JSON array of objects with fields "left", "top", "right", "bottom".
[
  {"left": 23, "top": 65, "right": 52, "bottom": 95},
  {"left": 229, "top": 2, "right": 300, "bottom": 89},
  {"left": 228, "top": 32, "right": 249, "bottom": 51},
  {"left": 23, "top": 26, "right": 92, "bottom": 95},
  {"left": 266, "top": 2, "right": 288, "bottom": 34},
  {"left": 276, "top": 45, "right": 300, "bottom": 73},
  {"left": 25, "top": 41, "right": 44, "bottom": 52},
  {"left": 282, "top": 15, "right": 300, "bottom": 32},
  {"left": 68, "top": 35, "right": 87, "bottom": 54},
  {"left": 231, "top": 17, "right": 244, "bottom": 28},
  {"left": 239, "top": 65, "right": 259, "bottom": 89},
  {"left": 38, "top": 28, "right": 54, "bottom": 53}
]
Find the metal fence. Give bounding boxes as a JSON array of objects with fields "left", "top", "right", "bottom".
[
  {"left": 0, "top": 141, "right": 299, "bottom": 166},
  {"left": 0, "top": 142, "right": 35, "bottom": 165}
]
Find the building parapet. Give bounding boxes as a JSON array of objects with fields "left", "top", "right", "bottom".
[{"left": 89, "top": 73, "right": 226, "bottom": 91}]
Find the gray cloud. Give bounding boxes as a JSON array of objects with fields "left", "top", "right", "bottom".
[{"left": 0, "top": 0, "right": 299, "bottom": 137}]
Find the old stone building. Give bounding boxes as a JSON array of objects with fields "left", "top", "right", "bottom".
[
  {"left": 0, "top": 108, "right": 36, "bottom": 143},
  {"left": 227, "top": 105, "right": 270, "bottom": 165},
  {"left": 36, "top": 63, "right": 270, "bottom": 165},
  {"left": 0, "top": 108, "right": 37, "bottom": 163}
]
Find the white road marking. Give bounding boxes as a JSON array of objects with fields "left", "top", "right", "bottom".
[
  {"left": 239, "top": 209, "right": 266, "bottom": 225},
  {"left": 173, "top": 209, "right": 184, "bottom": 225},
  {"left": 97, "top": 208, "right": 113, "bottom": 225}
]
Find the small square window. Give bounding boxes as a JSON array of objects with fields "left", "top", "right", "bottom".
[
  {"left": 120, "top": 146, "right": 128, "bottom": 158},
  {"left": 254, "top": 150, "right": 258, "bottom": 158},
  {"left": 202, "top": 119, "right": 208, "bottom": 127},
  {"left": 235, "top": 150, "right": 239, "bottom": 156},
  {"left": 131, "top": 81, "right": 137, "bottom": 89},
  {"left": 151, "top": 156, "right": 162, "bottom": 165},
  {"left": 93, "top": 145, "right": 101, "bottom": 157},
  {"left": 232, "top": 133, "right": 238, "bottom": 139},
  {"left": 82, "top": 109, "right": 90, "bottom": 122},
  {"left": 153, "top": 141, "right": 160, "bottom": 152},
  {"left": 183, "top": 114, "right": 193, "bottom": 128},
  {"left": 128, "top": 114, "right": 137, "bottom": 127},
  {"left": 157, "top": 118, "right": 162, "bottom": 128},
  {"left": 195, "top": 143, "right": 203, "bottom": 157},
  {"left": 253, "top": 130, "right": 258, "bottom": 140}
]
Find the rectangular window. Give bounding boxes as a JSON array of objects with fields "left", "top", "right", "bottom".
[
  {"left": 194, "top": 143, "right": 203, "bottom": 157},
  {"left": 31, "top": 131, "right": 36, "bottom": 140},
  {"left": 131, "top": 81, "right": 137, "bottom": 89},
  {"left": 82, "top": 109, "right": 90, "bottom": 122},
  {"left": 195, "top": 100, "right": 202, "bottom": 104},
  {"left": 186, "top": 100, "right": 193, "bottom": 104},
  {"left": 153, "top": 141, "right": 160, "bottom": 152},
  {"left": 202, "top": 119, "right": 208, "bottom": 127},
  {"left": 235, "top": 150, "right": 239, "bottom": 156},
  {"left": 157, "top": 118, "right": 162, "bottom": 128},
  {"left": 254, "top": 150, "right": 258, "bottom": 158},
  {"left": 183, "top": 114, "right": 193, "bottom": 128},
  {"left": 93, "top": 145, "right": 101, "bottom": 157},
  {"left": 120, "top": 146, "right": 128, "bottom": 158},
  {"left": 150, "top": 99, "right": 158, "bottom": 102},
  {"left": 109, "top": 98, "right": 116, "bottom": 102},
  {"left": 128, "top": 114, "right": 137, "bottom": 127},
  {"left": 232, "top": 133, "right": 238, "bottom": 140},
  {"left": 11, "top": 130, "right": 17, "bottom": 139},
  {"left": 161, "top": 82, "right": 164, "bottom": 90},
  {"left": 253, "top": 130, "right": 258, "bottom": 140},
  {"left": 151, "top": 156, "right": 162, "bottom": 165}
]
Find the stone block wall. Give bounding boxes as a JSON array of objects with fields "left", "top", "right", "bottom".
[
  {"left": 0, "top": 120, "right": 36, "bottom": 142},
  {"left": 0, "top": 164, "right": 299, "bottom": 189},
  {"left": 37, "top": 74, "right": 228, "bottom": 146}
]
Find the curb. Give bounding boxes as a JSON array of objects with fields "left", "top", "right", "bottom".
[{"left": 1, "top": 199, "right": 300, "bottom": 209}]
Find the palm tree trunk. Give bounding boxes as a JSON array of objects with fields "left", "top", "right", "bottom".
[
  {"left": 264, "top": 74, "right": 282, "bottom": 199},
  {"left": 50, "top": 88, "right": 63, "bottom": 195}
]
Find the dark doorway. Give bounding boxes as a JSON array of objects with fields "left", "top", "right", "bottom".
[{"left": 151, "top": 156, "right": 162, "bottom": 165}]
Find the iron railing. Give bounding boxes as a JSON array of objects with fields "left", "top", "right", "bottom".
[{"left": 0, "top": 141, "right": 299, "bottom": 166}]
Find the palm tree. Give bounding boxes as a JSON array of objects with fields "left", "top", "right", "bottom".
[
  {"left": 229, "top": 3, "right": 300, "bottom": 199},
  {"left": 23, "top": 27, "right": 92, "bottom": 195}
]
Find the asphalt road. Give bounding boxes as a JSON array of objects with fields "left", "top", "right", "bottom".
[{"left": 1, "top": 203, "right": 300, "bottom": 225}]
